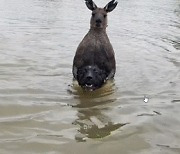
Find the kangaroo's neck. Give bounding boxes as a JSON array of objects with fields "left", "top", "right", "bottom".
[
  {"left": 89, "top": 27, "right": 107, "bottom": 35},
  {"left": 87, "top": 27, "right": 110, "bottom": 44}
]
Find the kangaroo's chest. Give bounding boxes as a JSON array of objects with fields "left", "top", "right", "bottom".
[{"left": 81, "top": 40, "right": 110, "bottom": 66}]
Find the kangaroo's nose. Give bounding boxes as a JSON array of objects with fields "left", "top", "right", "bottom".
[{"left": 96, "top": 19, "right": 102, "bottom": 23}]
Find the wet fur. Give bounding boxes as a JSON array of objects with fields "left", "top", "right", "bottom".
[{"left": 73, "top": 0, "right": 117, "bottom": 90}]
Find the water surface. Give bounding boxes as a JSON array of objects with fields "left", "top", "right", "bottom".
[{"left": 0, "top": 0, "right": 180, "bottom": 153}]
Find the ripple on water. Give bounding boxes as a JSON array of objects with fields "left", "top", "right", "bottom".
[{"left": 0, "top": 0, "right": 180, "bottom": 153}]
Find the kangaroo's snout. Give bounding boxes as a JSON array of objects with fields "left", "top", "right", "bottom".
[
  {"left": 96, "top": 19, "right": 102, "bottom": 23},
  {"left": 95, "top": 19, "right": 102, "bottom": 27}
]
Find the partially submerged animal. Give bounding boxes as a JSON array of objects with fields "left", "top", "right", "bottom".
[{"left": 73, "top": 0, "right": 118, "bottom": 90}]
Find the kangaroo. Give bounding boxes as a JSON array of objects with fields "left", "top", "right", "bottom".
[{"left": 73, "top": 0, "right": 118, "bottom": 90}]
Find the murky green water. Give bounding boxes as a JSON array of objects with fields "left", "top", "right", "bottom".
[{"left": 0, "top": 0, "right": 180, "bottom": 153}]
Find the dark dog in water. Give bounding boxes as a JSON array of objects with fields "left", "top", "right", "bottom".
[{"left": 73, "top": 0, "right": 118, "bottom": 90}]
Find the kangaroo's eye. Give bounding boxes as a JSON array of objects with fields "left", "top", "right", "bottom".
[
  {"left": 92, "top": 13, "right": 95, "bottom": 17},
  {"left": 104, "top": 15, "right": 107, "bottom": 18}
]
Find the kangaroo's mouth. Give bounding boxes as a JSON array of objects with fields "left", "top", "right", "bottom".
[{"left": 96, "top": 23, "right": 101, "bottom": 28}]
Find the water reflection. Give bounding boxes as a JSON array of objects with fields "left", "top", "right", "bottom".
[
  {"left": 74, "top": 109, "right": 126, "bottom": 141},
  {"left": 71, "top": 81, "right": 127, "bottom": 141}
]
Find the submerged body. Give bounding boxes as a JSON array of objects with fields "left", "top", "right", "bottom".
[{"left": 73, "top": 0, "right": 118, "bottom": 90}]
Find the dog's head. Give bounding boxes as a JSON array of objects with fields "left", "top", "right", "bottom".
[{"left": 77, "top": 65, "right": 107, "bottom": 90}]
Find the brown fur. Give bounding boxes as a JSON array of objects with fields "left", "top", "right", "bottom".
[
  {"left": 73, "top": 0, "right": 118, "bottom": 90},
  {"left": 73, "top": 28, "right": 115, "bottom": 78}
]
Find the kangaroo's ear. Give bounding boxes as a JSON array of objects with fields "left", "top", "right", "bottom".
[
  {"left": 104, "top": 0, "right": 118, "bottom": 12},
  {"left": 85, "top": 0, "right": 97, "bottom": 11}
]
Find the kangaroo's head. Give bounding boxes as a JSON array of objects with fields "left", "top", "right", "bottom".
[{"left": 85, "top": 0, "right": 118, "bottom": 30}]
